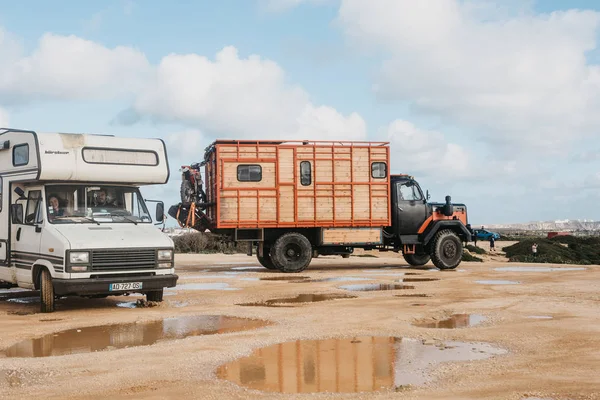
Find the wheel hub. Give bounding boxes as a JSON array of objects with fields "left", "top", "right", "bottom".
[{"left": 442, "top": 241, "right": 457, "bottom": 259}]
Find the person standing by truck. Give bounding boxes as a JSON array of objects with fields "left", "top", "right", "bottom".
[{"left": 489, "top": 235, "right": 496, "bottom": 252}]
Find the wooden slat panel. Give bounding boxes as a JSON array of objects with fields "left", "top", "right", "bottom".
[
  {"left": 322, "top": 228, "right": 382, "bottom": 244},
  {"left": 297, "top": 197, "right": 315, "bottom": 221},
  {"left": 316, "top": 197, "right": 333, "bottom": 220},
  {"left": 259, "top": 197, "right": 277, "bottom": 221},
  {"left": 278, "top": 186, "right": 294, "bottom": 222},
  {"left": 222, "top": 162, "right": 275, "bottom": 188},
  {"left": 278, "top": 149, "right": 294, "bottom": 183}
]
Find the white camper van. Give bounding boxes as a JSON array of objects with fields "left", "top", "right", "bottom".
[{"left": 0, "top": 128, "right": 178, "bottom": 312}]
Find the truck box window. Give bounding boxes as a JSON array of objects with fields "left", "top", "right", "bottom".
[
  {"left": 237, "top": 165, "right": 262, "bottom": 182},
  {"left": 371, "top": 162, "right": 387, "bottom": 178},
  {"left": 13, "top": 144, "right": 29, "bottom": 167},
  {"left": 300, "top": 161, "right": 311, "bottom": 186},
  {"left": 82, "top": 147, "right": 158, "bottom": 166}
]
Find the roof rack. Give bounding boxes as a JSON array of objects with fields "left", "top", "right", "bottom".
[{"left": 211, "top": 139, "right": 390, "bottom": 146}]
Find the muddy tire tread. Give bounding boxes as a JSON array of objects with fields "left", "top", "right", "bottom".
[
  {"left": 271, "top": 232, "right": 312, "bottom": 273},
  {"left": 430, "top": 229, "right": 463, "bottom": 270},
  {"left": 40, "top": 268, "right": 55, "bottom": 313}
]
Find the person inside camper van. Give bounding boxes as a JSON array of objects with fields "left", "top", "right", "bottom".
[
  {"left": 93, "top": 188, "right": 117, "bottom": 208},
  {"left": 47, "top": 194, "right": 67, "bottom": 220}
]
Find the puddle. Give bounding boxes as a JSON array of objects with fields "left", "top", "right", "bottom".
[
  {"left": 526, "top": 315, "right": 553, "bottom": 320},
  {"left": 238, "top": 293, "right": 356, "bottom": 307},
  {"left": 339, "top": 284, "right": 415, "bottom": 292},
  {"left": 363, "top": 273, "right": 406, "bottom": 277},
  {"left": 169, "top": 283, "right": 239, "bottom": 291},
  {"left": 230, "top": 267, "right": 264, "bottom": 271},
  {"left": 400, "top": 278, "right": 439, "bottom": 282},
  {"left": 475, "top": 280, "right": 520, "bottom": 285},
  {"left": 240, "top": 277, "right": 260, "bottom": 281},
  {"left": 216, "top": 336, "right": 506, "bottom": 393},
  {"left": 6, "top": 297, "right": 39, "bottom": 304},
  {"left": 260, "top": 276, "right": 310, "bottom": 281},
  {"left": 495, "top": 266, "right": 586, "bottom": 272},
  {"left": 306, "top": 277, "right": 370, "bottom": 283},
  {"left": 396, "top": 294, "right": 432, "bottom": 298},
  {"left": 414, "top": 314, "right": 486, "bottom": 329},
  {"left": 411, "top": 303, "right": 427, "bottom": 306},
  {"left": 182, "top": 275, "right": 238, "bottom": 280},
  {"left": 2, "top": 315, "right": 270, "bottom": 358}
]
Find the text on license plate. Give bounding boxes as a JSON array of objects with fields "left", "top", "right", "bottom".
[{"left": 109, "top": 282, "right": 143, "bottom": 291}]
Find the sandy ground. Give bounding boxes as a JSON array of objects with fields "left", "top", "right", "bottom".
[{"left": 0, "top": 241, "right": 599, "bottom": 400}]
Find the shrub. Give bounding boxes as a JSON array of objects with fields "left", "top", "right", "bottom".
[
  {"left": 172, "top": 232, "right": 247, "bottom": 254},
  {"left": 465, "top": 244, "right": 486, "bottom": 255},
  {"left": 503, "top": 237, "right": 600, "bottom": 265},
  {"left": 462, "top": 252, "right": 483, "bottom": 262}
]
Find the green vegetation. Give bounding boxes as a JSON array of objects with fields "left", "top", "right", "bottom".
[
  {"left": 504, "top": 236, "right": 600, "bottom": 265},
  {"left": 462, "top": 252, "right": 483, "bottom": 262},
  {"left": 173, "top": 232, "right": 247, "bottom": 254},
  {"left": 465, "top": 244, "right": 486, "bottom": 255}
]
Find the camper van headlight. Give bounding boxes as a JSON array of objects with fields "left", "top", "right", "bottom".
[
  {"left": 157, "top": 249, "right": 173, "bottom": 261},
  {"left": 70, "top": 251, "right": 90, "bottom": 264}
]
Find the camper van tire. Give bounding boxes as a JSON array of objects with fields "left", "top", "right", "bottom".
[
  {"left": 430, "top": 229, "right": 463, "bottom": 270},
  {"left": 39, "top": 269, "right": 55, "bottom": 313},
  {"left": 270, "top": 232, "right": 313, "bottom": 273},
  {"left": 146, "top": 289, "right": 164, "bottom": 302},
  {"left": 257, "top": 249, "right": 278, "bottom": 270}
]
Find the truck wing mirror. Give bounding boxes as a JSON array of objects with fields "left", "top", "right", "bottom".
[
  {"left": 155, "top": 201, "right": 164, "bottom": 223},
  {"left": 13, "top": 187, "right": 26, "bottom": 200},
  {"left": 11, "top": 204, "right": 23, "bottom": 224}
]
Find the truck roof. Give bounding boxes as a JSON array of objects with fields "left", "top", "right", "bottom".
[{"left": 210, "top": 139, "right": 390, "bottom": 146}]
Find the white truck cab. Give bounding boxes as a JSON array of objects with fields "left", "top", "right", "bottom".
[{"left": 0, "top": 128, "right": 178, "bottom": 312}]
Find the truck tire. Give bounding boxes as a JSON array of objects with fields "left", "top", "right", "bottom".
[
  {"left": 403, "top": 253, "right": 431, "bottom": 266},
  {"left": 39, "top": 268, "right": 55, "bottom": 313},
  {"left": 271, "top": 232, "right": 313, "bottom": 273},
  {"left": 180, "top": 180, "right": 193, "bottom": 204},
  {"left": 257, "top": 248, "right": 278, "bottom": 270},
  {"left": 146, "top": 289, "right": 164, "bottom": 302},
  {"left": 430, "top": 229, "right": 463, "bottom": 270}
]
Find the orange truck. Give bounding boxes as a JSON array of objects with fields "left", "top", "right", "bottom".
[{"left": 169, "top": 139, "right": 472, "bottom": 272}]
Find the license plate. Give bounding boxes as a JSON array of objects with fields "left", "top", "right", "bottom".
[{"left": 109, "top": 282, "right": 143, "bottom": 291}]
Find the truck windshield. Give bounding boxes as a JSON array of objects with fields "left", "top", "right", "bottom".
[{"left": 45, "top": 185, "right": 152, "bottom": 224}]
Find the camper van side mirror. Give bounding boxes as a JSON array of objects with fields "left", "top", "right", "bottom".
[
  {"left": 11, "top": 204, "right": 23, "bottom": 224},
  {"left": 155, "top": 201, "right": 164, "bottom": 223}
]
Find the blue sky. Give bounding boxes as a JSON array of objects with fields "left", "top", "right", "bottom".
[{"left": 1, "top": 0, "right": 600, "bottom": 226}]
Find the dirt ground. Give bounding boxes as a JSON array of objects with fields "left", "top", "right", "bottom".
[{"left": 1, "top": 241, "right": 599, "bottom": 400}]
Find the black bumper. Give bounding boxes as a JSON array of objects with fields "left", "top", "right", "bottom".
[{"left": 53, "top": 274, "right": 179, "bottom": 296}]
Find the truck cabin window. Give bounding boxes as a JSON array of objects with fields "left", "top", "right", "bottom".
[
  {"left": 13, "top": 144, "right": 29, "bottom": 166},
  {"left": 45, "top": 185, "right": 152, "bottom": 224},
  {"left": 398, "top": 182, "right": 423, "bottom": 202},
  {"left": 371, "top": 162, "right": 387, "bottom": 178},
  {"left": 237, "top": 165, "right": 262, "bottom": 182}
]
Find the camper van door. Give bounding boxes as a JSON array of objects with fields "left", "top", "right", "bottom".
[{"left": 11, "top": 189, "right": 43, "bottom": 286}]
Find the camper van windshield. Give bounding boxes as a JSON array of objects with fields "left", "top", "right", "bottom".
[{"left": 45, "top": 185, "right": 152, "bottom": 224}]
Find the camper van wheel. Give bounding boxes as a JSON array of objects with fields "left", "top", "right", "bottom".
[
  {"left": 271, "top": 232, "right": 312, "bottom": 273},
  {"left": 430, "top": 229, "right": 463, "bottom": 270},
  {"left": 146, "top": 289, "right": 164, "bottom": 302},
  {"left": 257, "top": 248, "right": 278, "bottom": 270},
  {"left": 39, "top": 269, "right": 55, "bottom": 313}
]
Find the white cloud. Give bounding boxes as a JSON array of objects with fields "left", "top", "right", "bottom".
[
  {"left": 384, "top": 120, "right": 471, "bottom": 180},
  {"left": 131, "top": 46, "right": 367, "bottom": 140},
  {"left": 336, "top": 0, "right": 600, "bottom": 153},
  {"left": 0, "top": 33, "right": 151, "bottom": 103}
]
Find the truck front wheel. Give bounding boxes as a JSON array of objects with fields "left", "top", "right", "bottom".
[
  {"left": 271, "top": 233, "right": 312, "bottom": 273},
  {"left": 403, "top": 253, "right": 431, "bottom": 267},
  {"left": 430, "top": 229, "right": 463, "bottom": 270},
  {"left": 39, "top": 268, "right": 55, "bottom": 313},
  {"left": 257, "top": 248, "right": 278, "bottom": 270}
]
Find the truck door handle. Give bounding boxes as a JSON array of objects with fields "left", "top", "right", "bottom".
[{"left": 16, "top": 227, "right": 21, "bottom": 241}]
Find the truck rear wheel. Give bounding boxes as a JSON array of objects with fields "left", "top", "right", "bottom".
[
  {"left": 403, "top": 253, "right": 431, "bottom": 267},
  {"left": 257, "top": 248, "right": 278, "bottom": 270},
  {"left": 146, "top": 289, "right": 164, "bottom": 302},
  {"left": 430, "top": 229, "right": 463, "bottom": 270},
  {"left": 271, "top": 232, "right": 312, "bottom": 273},
  {"left": 39, "top": 268, "right": 55, "bottom": 313}
]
